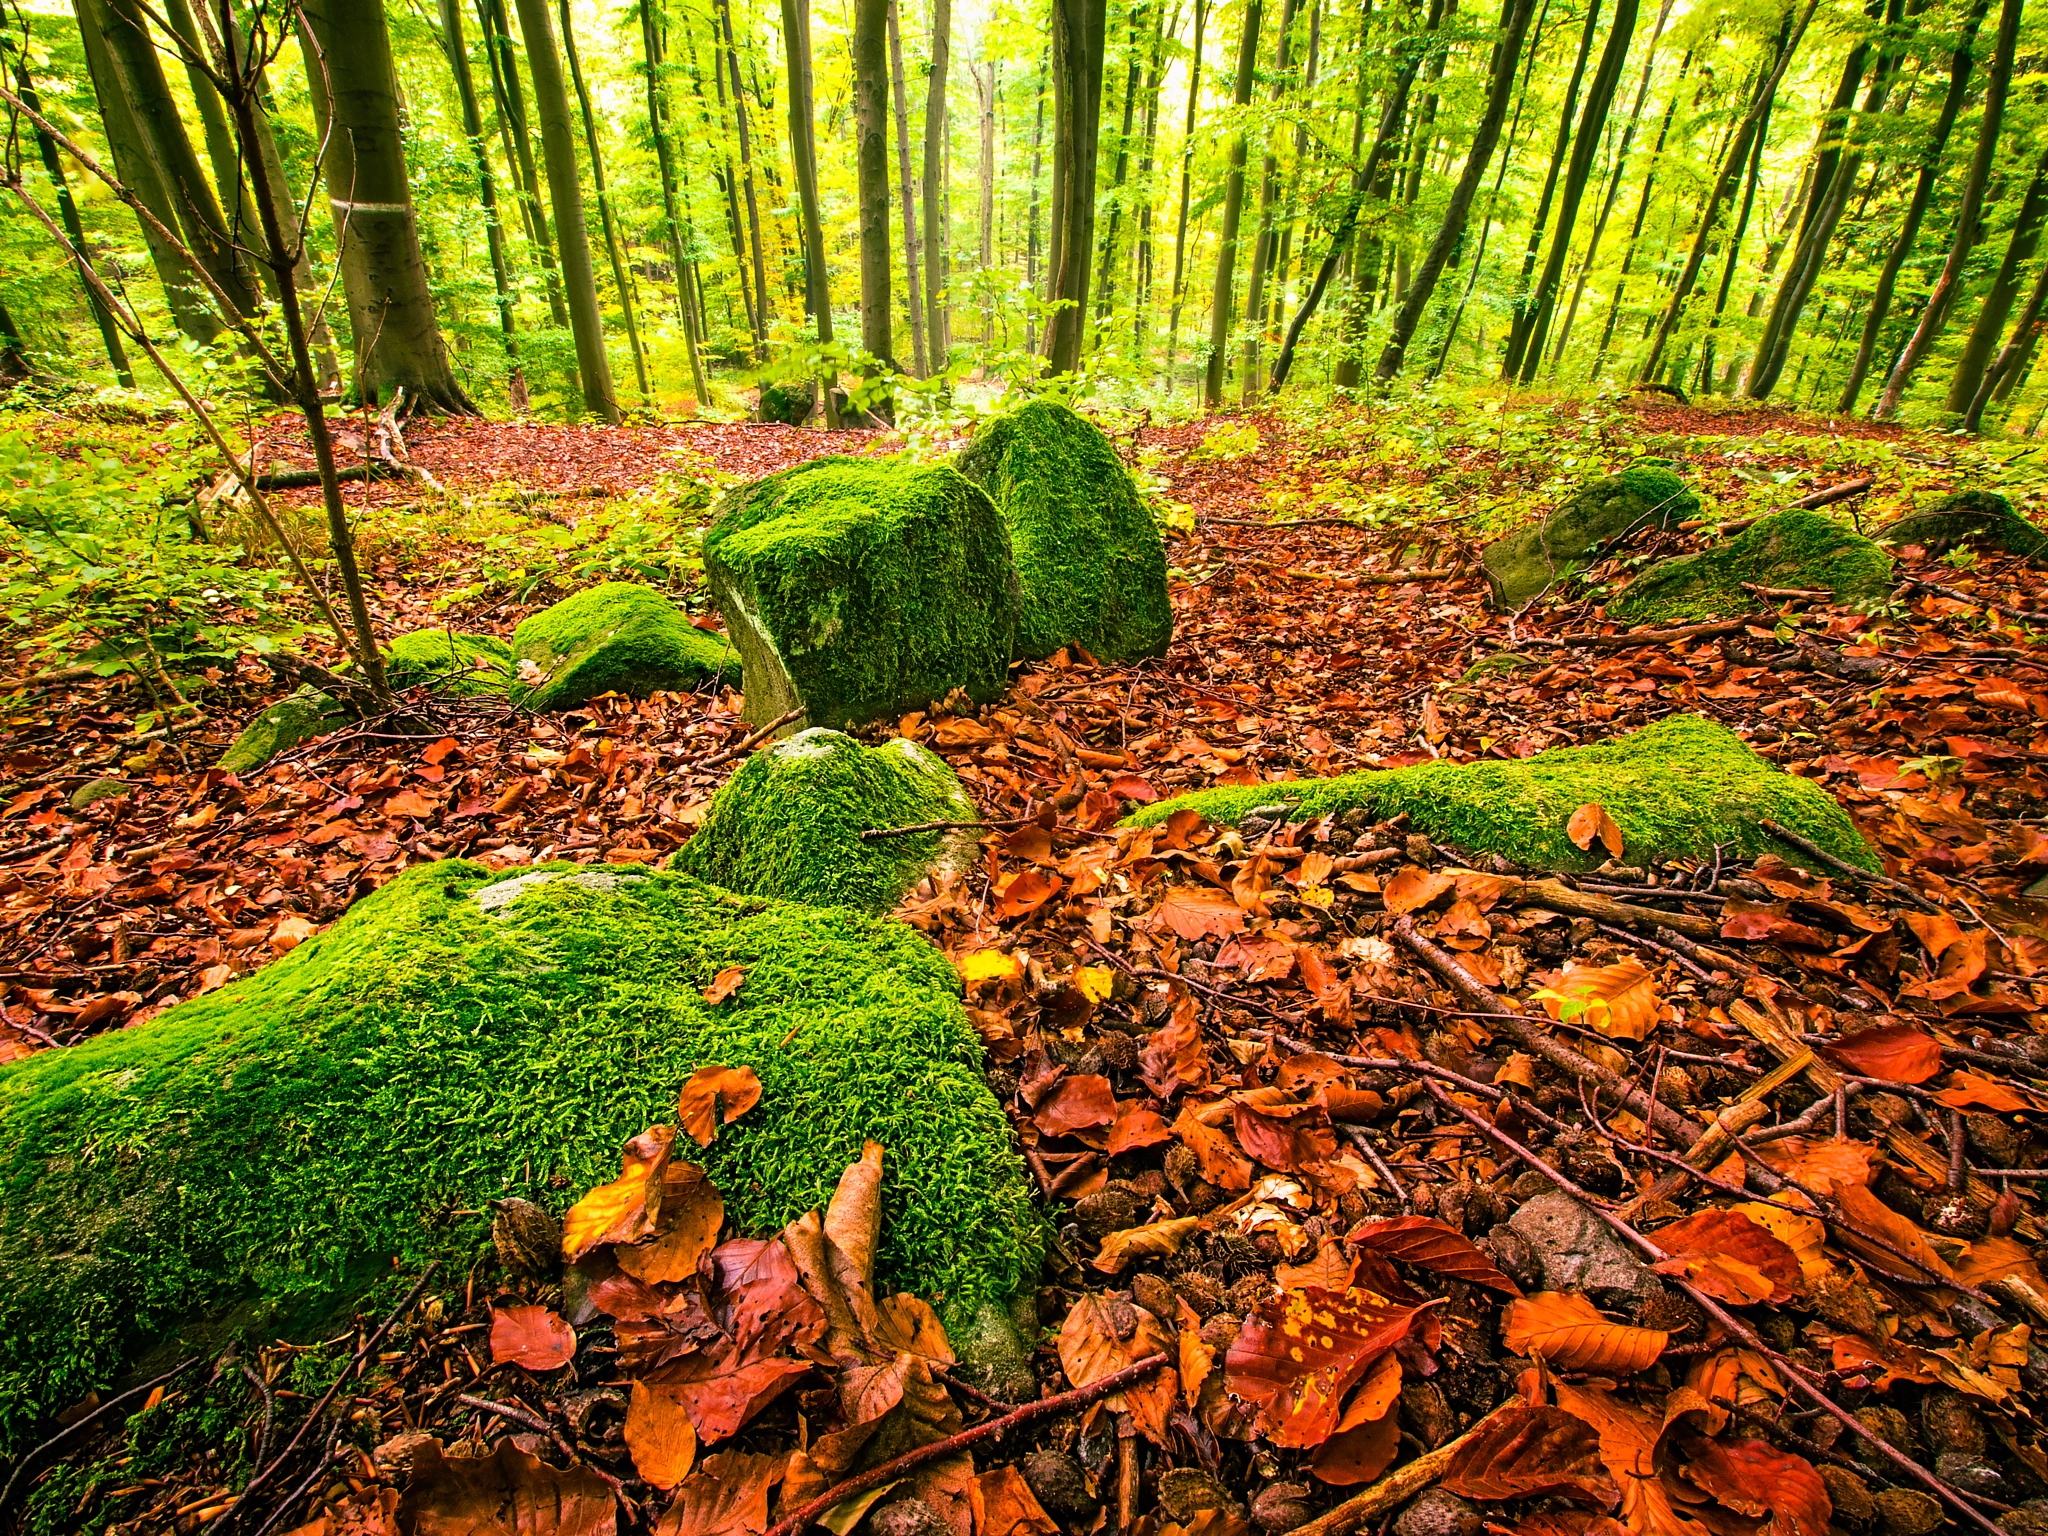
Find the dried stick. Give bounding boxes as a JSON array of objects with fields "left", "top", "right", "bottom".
[
  {"left": 760, "top": 1355, "right": 1170, "bottom": 1536},
  {"left": 694, "top": 708, "right": 806, "bottom": 771},
  {"left": 1757, "top": 818, "right": 1940, "bottom": 913},
  {"left": 1287, "top": 1400, "right": 1522, "bottom": 1536}
]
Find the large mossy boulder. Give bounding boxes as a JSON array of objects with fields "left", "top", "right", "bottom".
[
  {"left": 1126, "top": 714, "right": 1875, "bottom": 872},
  {"left": 704, "top": 456, "right": 1021, "bottom": 731},
  {"left": 955, "top": 401, "right": 1173, "bottom": 662},
  {"left": 1481, "top": 460, "right": 1701, "bottom": 608},
  {"left": 511, "top": 581, "right": 742, "bottom": 710},
  {"left": 218, "top": 684, "right": 348, "bottom": 774},
  {"left": 1611, "top": 508, "right": 1893, "bottom": 623},
  {"left": 675, "top": 728, "right": 979, "bottom": 914},
  {"left": 385, "top": 628, "right": 514, "bottom": 696},
  {"left": 0, "top": 861, "right": 1038, "bottom": 1449},
  {"left": 1876, "top": 489, "right": 2048, "bottom": 560}
]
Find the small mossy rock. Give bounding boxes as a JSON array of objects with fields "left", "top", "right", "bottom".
[
  {"left": 758, "top": 379, "right": 816, "bottom": 426},
  {"left": 704, "top": 456, "right": 1020, "bottom": 731},
  {"left": 1457, "top": 651, "right": 1534, "bottom": 684},
  {"left": 1611, "top": 508, "right": 1894, "bottom": 622},
  {"left": 510, "top": 582, "right": 741, "bottom": 710},
  {"left": 1480, "top": 460, "right": 1701, "bottom": 607},
  {"left": 0, "top": 861, "right": 1039, "bottom": 1451},
  {"left": 1877, "top": 488, "right": 2048, "bottom": 560},
  {"left": 947, "top": 1292, "right": 1038, "bottom": 1404},
  {"left": 1126, "top": 713, "right": 1875, "bottom": 873},
  {"left": 954, "top": 401, "right": 1172, "bottom": 662},
  {"left": 384, "top": 628, "right": 514, "bottom": 696},
  {"left": 674, "top": 728, "right": 978, "bottom": 914},
  {"left": 218, "top": 684, "right": 349, "bottom": 774},
  {"left": 67, "top": 777, "right": 129, "bottom": 811}
]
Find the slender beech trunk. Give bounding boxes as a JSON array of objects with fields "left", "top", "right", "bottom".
[
  {"left": 1516, "top": 0, "right": 1639, "bottom": 379},
  {"left": 0, "top": 299, "right": 27, "bottom": 384},
  {"left": 160, "top": 0, "right": 266, "bottom": 298},
  {"left": 1967, "top": 255, "right": 2048, "bottom": 428},
  {"left": 482, "top": 0, "right": 572, "bottom": 331},
  {"left": 854, "top": 0, "right": 895, "bottom": 376},
  {"left": 511, "top": 0, "right": 619, "bottom": 421},
  {"left": 1697, "top": 86, "right": 1771, "bottom": 391},
  {"left": 1375, "top": 0, "right": 1541, "bottom": 381},
  {"left": 1946, "top": 150, "right": 2048, "bottom": 414},
  {"left": 1395, "top": 0, "right": 1450, "bottom": 300},
  {"left": 439, "top": 0, "right": 524, "bottom": 405},
  {"left": 1876, "top": 0, "right": 2022, "bottom": 418},
  {"left": 1242, "top": 0, "right": 1300, "bottom": 400},
  {"left": 642, "top": 0, "right": 709, "bottom": 405},
  {"left": 924, "top": 0, "right": 954, "bottom": 365},
  {"left": 1045, "top": 0, "right": 1108, "bottom": 372},
  {"left": 1028, "top": 50, "right": 1049, "bottom": 311},
  {"left": 784, "top": 0, "right": 841, "bottom": 424},
  {"left": 1095, "top": 17, "right": 1141, "bottom": 342},
  {"left": 716, "top": 0, "right": 771, "bottom": 361},
  {"left": 1164, "top": 0, "right": 1206, "bottom": 388},
  {"left": 1837, "top": 0, "right": 1990, "bottom": 412},
  {"left": 1638, "top": 0, "right": 1818, "bottom": 384},
  {"left": 976, "top": 61, "right": 999, "bottom": 342},
  {"left": 1203, "top": 0, "right": 1263, "bottom": 404},
  {"left": 1134, "top": 2, "right": 1169, "bottom": 355},
  {"left": 1271, "top": 1, "right": 1318, "bottom": 327},
  {"left": 558, "top": 0, "right": 652, "bottom": 405},
  {"left": 1501, "top": 0, "right": 1603, "bottom": 376},
  {"left": 888, "top": 0, "right": 929, "bottom": 373},
  {"left": 692, "top": 16, "right": 759, "bottom": 353},
  {"left": 1593, "top": 46, "right": 1685, "bottom": 375}
]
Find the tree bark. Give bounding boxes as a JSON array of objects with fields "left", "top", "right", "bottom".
[
  {"left": 479, "top": 0, "right": 572, "bottom": 332},
  {"left": 0, "top": 298, "right": 28, "bottom": 386},
  {"left": 853, "top": 0, "right": 895, "bottom": 375},
  {"left": 438, "top": 0, "right": 524, "bottom": 405},
  {"left": 888, "top": 0, "right": 929, "bottom": 374},
  {"left": 1045, "top": 0, "right": 1107, "bottom": 373},
  {"left": 641, "top": 0, "right": 709, "bottom": 405},
  {"left": 1374, "top": 0, "right": 1541, "bottom": 381},
  {"left": 1592, "top": 45, "right": 1685, "bottom": 376},
  {"left": 1875, "top": 0, "right": 2022, "bottom": 418},
  {"left": 1696, "top": 83, "right": 1772, "bottom": 391},
  {"left": 159, "top": 0, "right": 266, "bottom": 297},
  {"left": 1966, "top": 255, "right": 2048, "bottom": 428},
  {"left": 977, "top": 61, "right": 998, "bottom": 343},
  {"left": 1094, "top": 17, "right": 1140, "bottom": 344},
  {"left": 1242, "top": 0, "right": 1299, "bottom": 401},
  {"left": 1836, "top": 0, "right": 1990, "bottom": 412},
  {"left": 1203, "top": 0, "right": 1263, "bottom": 403},
  {"left": 1133, "top": 1, "right": 1169, "bottom": 355},
  {"left": 784, "top": 0, "right": 841, "bottom": 423},
  {"left": 714, "top": 0, "right": 771, "bottom": 361},
  {"left": 1028, "top": 49, "right": 1049, "bottom": 315},
  {"left": 1163, "top": 0, "right": 1206, "bottom": 389},
  {"left": 1946, "top": 148, "right": 2048, "bottom": 415},
  {"left": 558, "top": 0, "right": 652, "bottom": 406},
  {"left": 301, "top": 0, "right": 477, "bottom": 413},
  {"left": 924, "top": 0, "right": 954, "bottom": 365}
]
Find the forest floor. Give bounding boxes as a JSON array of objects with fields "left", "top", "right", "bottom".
[{"left": 4, "top": 392, "right": 2048, "bottom": 1536}]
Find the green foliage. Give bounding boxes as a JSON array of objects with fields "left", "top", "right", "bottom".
[
  {"left": 1126, "top": 713, "right": 1877, "bottom": 873},
  {"left": 0, "top": 861, "right": 1040, "bottom": 1452}
]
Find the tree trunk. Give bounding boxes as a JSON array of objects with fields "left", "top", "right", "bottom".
[
  {"left": 924, "top": 0, "right": 954, "bottom": 365},
  {"left": 1592, "top": 45, "right": 1686, "bottom": 376},
  {"left": 1696, "top": 84, "right": 1772, "bottom": 392},
  {"left": 1045, "top": 0, "right": 1107, "bottom": 373},
  {"left": 438, "top": 0, "right": 525, "bottom": 405},
  {"left": 977, "top": 61, "right": 998, "bottom": 344},
  {"left": 1966, "top": 255, "right": 2048, "bottom": 428},
  {"left": 1242, "top": 0, "right": 1298, "bottom": 402},
  {"left": 558, "top": 0, "right": 652, "bottom": 406},
  {"left": 1395, "top": 0, "right": 1451, "bottom": 300},
  {"left": 1163, "top": 0, "right": 1206, "bottom": 389},
  {"left": 1203, "top": 0, "right": 1263, "bottom": 404},
  {"left": 301, "top": 0, "right": 477, "bottom": 412},
  {"left": 1946, "top": 149, "right": 2048, "bottom": 415},
  {"left": 1374, "top": 0, "right": 1541, "bottom": 381},
  {"left": 688, "top": 14, "right": 760, "bottom": 352},
  {"left": 480, "top": 0, "right": 572, "bottom": 332},
  {"left": 509, "top": 0, "right": 619, "bottom": 421},
  {"left": 1836, "top": 0, "right": 1990, "bottom": 412},
  {"left": 1133, "top": 0, "right": 1169, "bottom": 355},
  {"left": 1095, "top": 17, "right": 1141, "bottom": 345},
  {"left": 641, "top": 0, "right": 709, "bottom": 405},
  {"left": 1028, "top": 49, "right": 1050, "bottom": 315},
  {"left": 851, "top": 0, "right": 895, "bottom": 378},
  {"left": 1875, "top": 0, "right": 2022, "bottom": 418},
  {"left": 715, "top": 0, "right": 772, "bottom": 362},
  {"left": 0, "top": 298, "right": 28, "bottom": 386},
  {"left": 784, "top": 0, "right": 841, "bottom": 423},
  {"left": 1515, "top": 0, "right": 1639, "bottom": 379},
  {"left": 159, "top": 0, "right": 266, "bottom": 297},
  {"left": 888, "top": 0, "right": 930, "bottom": 375}
]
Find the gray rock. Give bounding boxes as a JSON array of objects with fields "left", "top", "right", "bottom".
[
  {"left": 1934, "top": 1452, "right": 2004, "bottom": 1497},
  {"left": 1506, "top": 1191, "right": 1658, "bottom": 1303},
  {"left": 472, "top": 868, "right": 644, "bottom": 916},
  {"left": 1877, "top": 489, "right": 2048, "bottom": 560}
]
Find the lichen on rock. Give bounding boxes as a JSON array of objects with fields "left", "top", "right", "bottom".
[
  {"left": 385, "top": 628, "right": 515, "bottom": 696},
  {"left": 955, "top": 401, "right": 1172, "bottom": 662},
  {"left": 218, "top": 684, "right": 348, "bottom": 774},
  {"left": 1125, "top": 714, "right": 1875, "bottom": 872},
  {"left": 1480, "top": 460, "right": 1701, "bottom": 608},
  {"left": 675, "top": 728, "right": 978, "bottom": 914},
  {"left": 1611, "top": 508, "right": 1893, "bottom": 623},
  {"left": 510, "top": 581, "right": 741, "bottom": 710},
  {"left": 0, "top": 861, "right": 1039, "bottom": 1449},
  {"left": 1877, "top": 489, "right": 2048, "bottom": 561},
  {"left": 704, "top": 456, "right": 1020, "bottom": 732}
]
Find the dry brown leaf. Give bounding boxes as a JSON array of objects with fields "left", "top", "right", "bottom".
[
  {"left": 1309, "top": 1401, "right": 1400, "bottom": 1486},
  {"left": 1345, "top": 1215, "right": 1523, "bottom": 1295},
  {"left": 1567, "top": 803, "right": 1625, "bottom": 857},
  {"left": 652, "top": 1450, "right": 784, "bottom": 1536},
  {"left": 617, "top": 1160, "right": 725, "bottom": 1285},
  {"left": 1093, "top": 1214, "right": 1202, "bottom": 1274},
  {"left": 1224, "top": 1289, "right": 1441, "bottom": 1448},
  {"left": 701, "top": 966, "right": 746, "bottom": 1006},
  {"left": 1382, "top": 866, "right": 1455, "bottom": 915},
  {"left": 1058, "top": 1293, "right": 1176, "bottom": 1444},
  {"left": 1145, "top": 885, "right": 1248, "bottom": 940},
  {"left": 824, "top": 1140, "right": 885, "bottom": 1292},
  {"left": 403, "top": 1439, "right": 616, "bottom": 1536},
  {"left": 1648, "top": 1209, "right": 1802, "bottom": 1304},
  {"left": 1502, "top": 1292, "right": 1666, "bottom": 1376},
  {"left": 1177, "top": 1296, "right": 1215, "bottom": 1406},
  {"left": 1727, "top": 1201, "right": 1829, "bottom": 1282},
  {"left": 1535, "top": 961, "right": 1660, "bottom": 1042},
  {"left": 678, "top": 1065, "right": 763, "bottom": 1147},
  {"left": 488, "top": 1302, "right": 576, "bottom": 1371},
  {"left": 1441, "top": 1401, "right": 1620, "bottom": 1506},
  {"left": 1142, "top": 997, "right": 1213, "bottom": 1099},
  {"left": 1820, "top": 1023, "right": 1944, "bottom": 1084},
  {"left": 1552, "top": 1381, "right": 1716, "bottom": 1536},
  {"left": 1832, "top": 1181, "right": 1956, "bottom": 1284},
  {"left": 626, "top": 1379, "right": 699, "bottom": 1490},
  {"left": 1673, "top": 1435, "right": 1831, "bottom": 1536},
  {"left": 971, "top": 1466, "right": 1061, "bottom": 1536}
]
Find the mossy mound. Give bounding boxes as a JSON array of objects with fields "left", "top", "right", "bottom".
[
  {"left": 1480, "top": 460, "right": 1702, "bottom": 608},
  {"left": 385, "top": 628, "right": 514, "bottom": 696},
  {"left": 1125, "top": 714, "right": 1875, "bottom": 873},
  {"left": 0, "top": 861, "right": 1038, "bottom": 1450},
  {"left": 704, "top": 456, "right": 1020, "bottom": 732},
  {"left": 758, "top": 380, "right": 816, "bottom": 426},
  {"left": 67, "top": 778, "right": 130, "bottom": 810},
  {"left": 675, "top": 728, "right": 979, "bottom": 914},
  {"left": 218, "top": 684, "right": 348, "bottom": 774},
  {"left": 511, "top": 582, "right": 741, "bottom": 710},
  {"left": 1876, "top": 489, "right": 2048, "bottom": 560},
  {"left": 1611, "top": 508, "right": 1894, "bottom": 623},
  {"left": 955, "top": 401, "right": 1173, "bottom": 662}
]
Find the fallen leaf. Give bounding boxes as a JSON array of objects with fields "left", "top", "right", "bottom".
[
  {"left": 957, "top": 949, "right": 1023, "bottom": 985},
  {"left": 1140, "top": 997, "right": 1212, "bottom": 1098},
  {"left": 1309, "top": 1400, "right": 1400, "bottom": 1486},
  {"left": 1534, "top": 961, "right": 1660, "bottom": 1041},
  {"left": 971, "top": 1465, "right": 1061, "bottom": 1536},
  {"left": 489, "top": 1301, "right": 576, "bottom": 1371},
  {"left": 824, "top": 1139, "right": 886, "bottom": 1291},
  {"left": 702, "top": 966, "right": 746, "bottom": 1005},
  {"left": 1224, "top": 1289, "right": 1441, "bottom": 1448},
  {"left": 402, "top": 1439, "right": 615, "bottom": 1536},
  {"left": 1903, "top": 910, "right": 1965, "bottom": 959},
  {"left": 1832, "top": 1181, "right": 1956, "bottom": 1285},
  {"left": 269, "top": 915, "right": 318, "bottom": 952},
  {"left": 678, "top": 1065, "right": 763, "bottom": 1147},
  {"left": 1441, "top": 1402, "right": 1620, "bottom": 1506},
  {"left": 1502, "top": 1293, "right": 1666, "bottom": 1376},
  {"left": 1674, "top": 1436, "right": 1830, "bottom": 1536},
  {"left": 994, "top": 868, "right": 1063, "bottom": 919},
  {"left": 1093, "top": 1215, "right": 1202, "bottom": 1274},
  {"left": 1552, "top": 1381, "right": 1714, "bottom": 1536},
  {"left": 562, "top": 1125, "right": 675, "bottom": 1261},
  {"left": 1178, "top": 1296, "right": 1215, "bottom": 1406},
  {"left": 1106, "top": 1100, "right": 1174, "bottom": 1155},
  {"left": 1382, "top": 865, "right": 1455, "bottom": 915},
  {"left": 1935, "top": 1070, "right": 2037, "bottom": 1112},
  {"left": 1568, "top": 803, "right": 1625, "bottom": 858},
  {"left": 1058, "top": 1293, "right": 1176, "bottom": 1444},
  {"left": 1145, "top": 885, "right": 1247, "bottom": 940},
  {"left": 618, "top": 1160, "right": 726, "bottom": 1285},
  {"left": 1172, "top": 1105, "right": 1254, "bottom": 1190},
  {"left": 1034, "top": 1073, "right": 1117, "bottom": 1136},
  {"left": 1649, "top": 1209, "right": 1802, "bottom": 1304},
  {"left": 1345, "top": 1215, "right": 1523, "bottom": 1295},
  {"left": 652, "top": 1450, "right": 784, "bottom": 1536},
  {"left": 627, "top": 1379, "right": 699, "bottom": 1489},
  {"left": 1821, "top": 1023, "right": 1944, "bottom": 1085}
]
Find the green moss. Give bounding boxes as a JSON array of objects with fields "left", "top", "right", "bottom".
[
  {"left": 1611, "top": 508, "right": 1894, "bottom": 623},
  {"left": 955, "top": 402, "right": 1172, "bottom": 662},
  {"left": 67, "top": 778, "right": 129, "bottom": 810},
  {"left": 1877, "top": 489, "right": 2048, "bottom": 560},
  {"left": 704, "top": 456, "right": 1020, "bottom": 732},
  {"left": 0, "top": 862, "right": 1038, "bottom": 1451},
  {"left": 218, "top": 685, "right": 347, "bottom": 774},
  {"left": 1126, "top": 714, "right": 1876, "bottom": 873},
  {"left": 1457, "top": 651, "right": 1535, "bottom": 684},
  {"left": 1480, "top": 460, "right": 1702, "bottom": 607},
  {"left": 510, "top": 582, "right": 742, "bottom": 711},
  {"left": 675, "top": 728, "right": 979, "bottom": 914},
  {"left": 385, "top": 628, "right": 515, "bottom": 696}
]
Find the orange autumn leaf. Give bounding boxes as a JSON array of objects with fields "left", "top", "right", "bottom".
[
  {"left": 1345, "top": 1215, "right": 1523, "bottom": 1295},
  {"left": 562, "top": 1124, "right": 674, "bottom": 1260},
  {"left": 1534, "top": 961, "right": 1661, "bottom": 1041},
  {"left": 971, "top": 1465, "right": 1061, "bottom": 1536},
  {"left": 1552, "top": 1381, "right": 1718, "bottom": 1536},
  {"left": 1382, "top": 865, "right": 1455, "bottom": 915},
  {"left": 616, "top": 1160, "right": 725, "bottom": 1285},
  {"left": 1832, "top": 1181, "right": 1956, "bottom": 1285},
  {"left": 1567, "top": 803, "right": 1625, "bottom": 858},
  {"left": 701, "top": 966, "right": 746, "bottom": 1006},
  {"left": 1503, "top": 1292, "right": 1666, "bottom": 1376},
  {"left": 678, "top": 1065, "right": 763, "bottom": 1147},
  {"left": 1821, "top": 1023, "right": 1944, "bottom": 1085},
  {"left": 1058, "top": 1293, "right": 1176, "bottom": 1444},
  {"left": 489, "top": 1301, "right": 576, "bottom": 1371},
  {"left": 1674, "top": 1436, "right": 1831, "bottom": 1536},
  {"left": 1648, "top": 1209, "right": 1802, "bottom": 1304},
  {"left": 1934, "top": 1070, "right": 2038, "bottom": 1112},
  {"left": 1224, "top": 1288, "right": 1441, "bottom": 1448},
  {"left": 626, "top": 1379, "right": 699, "bottom": 1489},
  {"left": 1441, "top": 1402, "right": 1619, "bottom": 1507},
  {"left": 1144, "top": 885, "right": 1247, "bottom": 940}
]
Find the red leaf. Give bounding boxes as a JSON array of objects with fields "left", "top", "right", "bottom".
[
  {"left": 489, "top": 1302, "right": 576, "bottom": 1371},
  {"left": 1345, "top": 1215, "right": 1523, "bottom": 1295},
  {"left": 1224, "top": 1289, "right": 1441, "bottom": 1448},
  {"left": 1821, "top": 1024, "right": 1943, "bottom": 1085}
]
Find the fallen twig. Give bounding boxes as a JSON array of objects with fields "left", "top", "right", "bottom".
[
  {"left": 1903, "top": 575, "right": 2048, "bottom": 626},
  {"left": 1286, "top": 1400, "right": 1522, "bottom": 1536},
  {"left": 1561, "top": 618, "right": 1747, "bottom": 648},
  {"left": 1757, "top": 818, "right": 1941, "bottom": 913},
  {"left": 692, "top": 708, "right": 805, "bottom": 772}
]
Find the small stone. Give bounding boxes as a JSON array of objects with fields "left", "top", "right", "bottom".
[
  {"left": 1251, "top": 1483, "right": 1316, "bottom": 1534},
  {"left": 1021, "top": 1450, "right": 1095, "bottom": 1519},
  {"left": 1392, "top": 1490, "right": 1482, "bottom": 1536},
  {"left": 1157, "top": 1468, "right": 1244, "bottom": 1522},
  {"left": 1507, "top": 1192, "right": 1658, "bottom": 1304},
  {"left": 1852, "top": 1406, "right": 1919, "bottom": 1469},
  {"left": 1131, "top": 1272, "right": 1178, "bottom": 1326},
  {"left": 1934, "top": 1452, "right": 2004, "bottom": 1497},
  {"left": 869, "top": 1498, "right": 955, "bottom": 1536},
  {"left": 1483, "top": 1224, "right": 1544, "bottom": 1294},
  {"left": 1920, "top": 1390, "right": 1988, "bottom": 1457},
  {"left": 490, "top": 1198, "right": 562, "bottom": 1285},
  {"left": 1871, "top": 1489, "right": 1942, "bottom": 1536},
  {"left": 1818, "top": 1467, "right": 1874, "bottom": 1532}
]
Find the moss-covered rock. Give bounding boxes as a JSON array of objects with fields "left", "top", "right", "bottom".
[
  {"left": 675, "top": 728, "right": 979, "bottom": 914},
  {"left": 1876, "top": 489, "right": 2048, "bottom": 560},
  {"left": 218, "top": 684, "right": 349, "bottom": 774},
  {"left": 1125, "top": 714, "right": 1875, "bottom": 872},
  {"left": 1480, "top": 461, "right": 1701, "bottom": 608},
  {"left": 385, "top": 628, "right": 515, "bottom": 696},
  {"left": 1611, "top": 508, "right": 1894, "bottom": 623},
  {"left": 955, "top": 401, "right": 1173, "bottom": 662},
  {"left": 510, "top": 582, "right": 741, "bottom": 711},
  {"left": 704, "top": 456, "right": 1020, "bottom": 731},
  {"left": 758, "top": 380, "right": 816, "bottom": 426},
  {"left": 0, "top": 861, "right": 1038, "bottom": 1450},
  {"left": 67, "top": 777, "right": 130, "bottom": 810}
]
